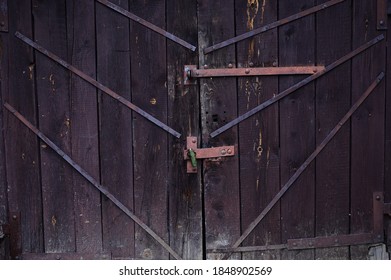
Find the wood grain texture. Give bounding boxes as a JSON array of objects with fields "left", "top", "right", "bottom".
[
  {"left": 198, "top": 0, "right": 241, "bottom": 260},
  {"left": 96, "top": 0, "right": 134, "bottom": 259},
  {"left": 386, "top": 10, "right": 391, "bottom": 252},
  {"left": 5, "top": 0, "right": 43, "bottom": 253},
  {"left": 279, "top": 0, "right": 316, "bottom": 260},
  {"left": 33, "top": 0, "right": 75, "bottom": 253},
  {"left": 235, "top": 0, "right": 281, "bottom": 260},
  {"left": 66, "top": 0, "right": 102, "bottom": 254},
  {"left": 166, "top": 0, "right": 202, "bottom": 260},
  {"left": 314, "top": 0, "right": 351, "bottom": 260},
  {"left": 129, "top": 0, "right": 169, "bottom": 260},
  {"left": 350, "top": 0, "right": 386, "bottom": 259}
]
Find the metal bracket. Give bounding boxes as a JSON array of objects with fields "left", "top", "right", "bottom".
[
  {"left": 378, "top": 0, "right": 388, "bottom": 30},
  {"left": 184, "top": 65, "right": 325, "bottom": 85},
  {"left": 0, "top": 0, "right": 8, "bottom": 32},
  {"left": 184, "top": 137, "right": 235, "bottom": 173}
]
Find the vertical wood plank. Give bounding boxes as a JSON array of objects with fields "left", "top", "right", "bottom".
[
  {"left": 166, "top": 0, "right": 202, "bottom": 259},
  {"left": 5, "top": 0, "right": 43, "bottom": 253},
  {"left": 198, "top": 0, "right": 241, "bottom": 260},
  {"left": 129, "top": 0, "right": 169, "bottom": 260},
  {"left": 386, "top": 13, "right": 391, "bottom": 251},
  {"left": 314, "top": 0, "right": 351, "bottom": 260},
  {"left": 279, "top": 0, "right": 316, "bottom": 260},
  {"left": 67, "top": 0, "right": 103, "bottom": 254},
  {"left": 351, "top": 0, "right": 386, "bottom": 259},
  {"left": 96, "top": 0, "right": 134, "bottom": 259},
  {"left": 0, "top": 32, "right": 9, "bottom": 259},
  {"left": 33, "top": 0, "right": 75, "bottom": 253},
  {"left": 235, "top": 0, "right": 281, "bottom": 260}
]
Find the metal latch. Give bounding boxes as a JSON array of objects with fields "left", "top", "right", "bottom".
[{"left": 184, "top": 137, "right": 235, "bottom": 173}]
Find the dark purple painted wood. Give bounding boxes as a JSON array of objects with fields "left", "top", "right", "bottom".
[
  {"left": 235, "top": 0, "right": 281, "bottom": 260},
  {"left": 279, "top": 0, "right": 316, "bottom": 260},
  {"left": 350, "top": 0, "right": 386, "bottom": 259},
  {"left": 129, "top": 0, "right": 169, "bottom": 260},
  {"left": 96, "top": 0, "right": 134, "bottom": 259},
  {"left": 33, "top": 0, "right": 75, "bottom": 253},
  {"left": 66, "top": 0, "right": 103, "bottom": 254}
]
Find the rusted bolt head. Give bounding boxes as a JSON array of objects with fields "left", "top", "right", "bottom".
[
  {"left": 292, "top": 242, "right": 297, "bottom": 246},
  {"left": 204, "top": 64, "right": 208, "bottom": 69},
  {"left": 334, "top": 239, "right": 338, "bottom": 243},
  {"left": 313, "top": 69, "right": 318, "bottom": 73},
  {"left": 12, "top": 215, "right": 17, "bottom": 220},
  {"left": 227, "top": 149, "right": 232, "bottom": 155},
  {"left": 228, "top": 63, "right": 233, "bottom": 68},
  {"left": 0, "top": 21, "right": 5, "bottom": 27},
  {"left": 195, "top": 71, "right": 200, "bottom": 76},
  {"left": 192, "top": 138, "right": 197, "bottom": 143},
  {"left": 249, "top": 62, "right": 254, "bottom": 67},
  {"left": 272, "top": 61, "right": 278, "bottom": 67},
  {"left": 56, "top": 255, "right": 61, "bottom": 260},
  {"left": 380, "top": 20, "right": 384, "bottom": 25},
  {"left": 245, "top": 68, "right": 250, "bottom": 74},
  {"left": 221, "top": 149, "right": 227, "bottom": 155},
  {"left": 376, "top": 195, "right": 381, "bottom": 201},
  {"left": 377, "top": 235, "right": 382, "bottom": 239}
]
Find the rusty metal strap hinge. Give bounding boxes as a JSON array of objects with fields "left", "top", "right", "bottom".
[
  {"left": 211, "top": 34, "right": 385, "bottom": 138},
  {"left": 184, "top": 65, "right": 325, "bottom": 85},
  {"left": 378, "top": 0, "right": 388, "bottom": 30},
  {"left": 15, "top": 32, "right": 181, "bottom": 139},
  {"left": 4, "top": 103, "right": 182, "bottom": 260},
  {"left": 184, "top": 137, "right": 235, "bottom": 173},
  {"left": 96, "top": 0, "right": 196, "bottom": 51},
  {"left": 204, "top": 0, "right": 345, "bottom": 54}
]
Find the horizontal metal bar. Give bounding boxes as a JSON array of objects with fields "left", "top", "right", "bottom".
[
  {"left": 96, "top": 0, "right": 196, "bottom": 51},
  {"left": 4, "top": 103, "right": 182, "bottom": 260},
  {"left": 221, "top": 73, "right": 385, "bottom": 259},
  {"left": 204, "top": 0, "right": 345, "bottom": 54},
  {"left": 22, "top": 253, "right": 111, "bottom": 260},
  {"left": 211, "top": 34, "right": 385, "bottom": 138},
  {"left": 184, "top": 147, "right": 235, "bottom": 160},
  {"left": 187, "top": 66, "right": 325, "bottom": 78},
  {"left": 207, "top": 244, "right": 287, "bottom": 254},
  {"left": 15, "top": 32, "right": 181, "bottom": 139},
  {"left": 288, "top": 233, "right": 381, "bottom": 250}
]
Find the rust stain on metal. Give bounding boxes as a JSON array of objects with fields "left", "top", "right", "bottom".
[{"left": 51, "top": 215, "right": 57, "bottom": 227}]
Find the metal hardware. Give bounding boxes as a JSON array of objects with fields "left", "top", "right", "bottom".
[
  {"left": 184, "top": 137, "right": 235, "bottom": 173},
  {"left": 377, "top": 0, "right": 387, "bottom": 30},
  {"left": 21, "top": 253, "right": 111, "bottom": 260},
  {"left": 204, "top": 0, "right": 345, "bottom": 54},
  {"left": 4, "top": 103, "right": 182, "bottom": 260},
  {"left": 15, "top": 32, "right": 181, "bottom": 139},
  {"left": 373, "top": 192, "right": 385, "bottom": 236},
  {"left": 211, "top": 34, "right": 385, "bottom": 138},
  {"left": 221, "top": 73, "right": 385, "bottom": 259},
  {"left": 0, "top": 0, "right": 8, "bottom": 32},
  {"left": 184, "top": 65, "right": 325, "bottom": 85},
  {"left": 96, "top": 0, "right": 196, "bottom": 51}
]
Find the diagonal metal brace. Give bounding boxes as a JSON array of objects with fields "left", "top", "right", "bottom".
[
  {"left": 15, "top": 32, "right": 181, "bottom": 139},
  {"left": 204, "top": 0, "right": 345, "bottom": 54},
  {"left": 221, "top": 72, "right": 385, "bottom": 259},
  {"left": 210, "top": 34, "right": 385, "bottom": 138},
  {"left": 96, "top": 0, "right": 196, "bottom": 51},
  {"left": 4, "top": 103, "right": 182, "bottom": 260}
]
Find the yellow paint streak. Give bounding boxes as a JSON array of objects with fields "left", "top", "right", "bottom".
[
  {"left": 247, "top": 0, "right": 259, "bottom": 60},
  {"left": 266, "top": 146, "right": 270, "bottom": 170},
  {"left": 51, "top": 216, "right": 57, "bottom": 227},
  {"left": 257, "top": 129, "right": 263, "bottom": 158},
  {"left": 260, "top": 0, "right": 266, "bottom": 24}
]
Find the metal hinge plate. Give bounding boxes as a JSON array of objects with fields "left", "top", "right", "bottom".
[{"left": 184, "top": 137, "right": 235, "bottom": 173}]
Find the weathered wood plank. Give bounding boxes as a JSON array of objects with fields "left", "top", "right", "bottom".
[
  {"left": 314, "top": 0, "right": 351, "bottom": 260},
  {"left": 386, "top": 10, "right": 391, "bottom": 253},
  {"left": 198, "top": 0, "right": 240, "bottom": 260},
  {"left": 350, "top": 0, "right": 386, "bottom": 259},
  {"left": 33, "top": 0, "right": 75, "bottom": 253},
  {"left": 66, "top": 0, "right": 102, "bottom": 254},
  {"left": 96, "top": 0, "right": 134, "bottom": 259},
  {"left": 0, "top": 31, "right": 8, "bottom": 260},
  {"left": 5, "top": 0, "right": 43, "bottom": 253},
  {"left": 166, "top": 0, "right": 202, "bottom": 260},
  {"left": 129, "top": 0, "right": 169, "bottom": 260},
  {"left": 235, "top": 0, "right": 280, "bottom": 260},
  {"left": 279, "top": 0, "right": 316, "bottom": 260}
]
